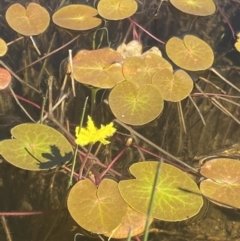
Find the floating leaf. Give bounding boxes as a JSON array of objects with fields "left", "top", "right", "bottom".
[
  {"left": 200, "top": 158, "right": 240, "bottom": 208},
  {"left": 144, "top": 53, "right": 172, "bottom": 76},
  {"left": 170, "top": 0, "right": 216, "bottom": 16},
  {"left": 122, "top": 54, "right": 172, "bottom": 86},
  {"left": 109, "top": 81, "right": 164, "bottom": 125},
  {"left": 67, "top": 179, "right": 128, "bottom": 234},
  {"left": 235, "top": 33, "right": 240, "bottom": 52},
  {"left": 98, "top": 0, "right": 138, "bottom": 20},
  {"left": 119, "top": 161, "right": 203, "bottom": 221},
  {"left": 0, "top": 124, "right": 73, "bottom": 170},
  {"left": 142, "top": 47, "right": 162, "bottom": 57},
  {"left": 52, "top": 5, "right": 101, "bottom": 30},
  {"left": 72, "top": 48, "right": 124, "bottom": 88},
  {"left": 6, "top": 3, "right": 50, "bottom": 36},
  {"left": 0, "top": 39, "right": 7, "bottom": 57},
  {"left": 105, "top": 206, "right": 153, "bottom": 239},
  {"left": 123, "top": 56, "right": 151, "bottom": 85},
  {"left": 0, "top": 68, "right": 11, "bottom": 90},
  {"left": 152, "top": 69, "right": 193, "bottom": 102},
  {"left": 166, "top": 35, "right": 214, "bottom": 71}
]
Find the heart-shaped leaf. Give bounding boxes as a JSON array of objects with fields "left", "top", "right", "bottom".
[
  {"left": 105, "top": 206, "right": 153, "bottom": 239},
  {"left": 122, "top": 54, "right": 172, "bottom": 86},
  {"left": 52, "top": 5, "right": 101, "bottom": 30},
  {"left": 170, "top": 0, "right": 216, "bottom": 16},
  {"left": 98, "top": 0, "right": 138, "bottom": 20},
  {"left": 109, "top": 81, "right": 164, "bottom": 125},
  {"left": 0, "top": 124, "right": 73, "bottom": 170},
  {"left": 166, "top": 35, "right": 214, "bottom": 71},
  {"left": 0, "top": 68, "right": 11, "bottom": 90},
  {"left": 0, "top": 39, "right": 7, "bottom": 57},
  {"left": 200, "top": 158, "right": 240, "bottom": 208},
  {"left": 6, "top": 3, "right": 50, "bottom": 36},
  {"left": 152, "top": 69, "right": 193, "bottom": 102},
  {"left": 123, "top": 56, "right": 151, "bottom": 85},
  {"left": 72, "top": 48, "right": 124, "bottom": 88},
  {"left": 119, "top": 161, "right": 203, "bottom": 221},
  {"left": 67, "top": 179, "right": 128, "bottom": 234}
]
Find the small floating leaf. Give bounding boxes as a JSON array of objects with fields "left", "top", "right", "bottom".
[
  {"left": 0, "top": 39, "right": 8, "bottom": 57},
  {"left": 72, "top": 48, "right": 124, "bottom": 88},
  {"left": 67, "top": 179, "right": 128, "bottom": 234},
  {"left": 105, "top": 206, "right": 153, "bottom": 239},
  {"left": 122, "top": 54, "right": 172, "bottom": 86},
  {"left": 109, "top": 81, "right": 164, "bottom": 125},
  {"left": 98, "top": 0, "right": 138, "bottom": 20},
  {"left": 200, "top": 158, "right": 240, "bottom": 208},
  {"left": 119, "top": 161, "right": 203, "bottom": 221},
  {"left": 170, "top": 0, "right": 216, "bottom": 16},
  {"left": 0, "top": 68, "right": 11, "bottom": 90},
  {"left": 152, "top": 69, "right": 193, "bottom": 102},
  {"left": 6, "top": 3, "right": 50, "bottom": 36},
  {"left": 123, "top": 56, "right": 151, "bottom": 85},
  {"left": 166, "top": 35, "right": 214, "bottom": 71},
  {"left": 52, "top": 5, "right": 101, "bottom": 30},
  {"left": 235, "top": 33, "right": 240, "bottom": 52},
  {"left": 0, "top": 124, "right": 73, "bottom": 170}
]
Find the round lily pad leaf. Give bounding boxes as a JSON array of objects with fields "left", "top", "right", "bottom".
[
  {"left": 109, "top": 81, "right": 164, "bottom": 125},
  {"left": 0, "top": 38, "right": 7, "bottom": 57},
  {"left": 52, "top": 5, "right": 101, "bottom": 31},
  {"left": 105, "top": 206, "right": 153, "bottom": 239},
  {"left": 67, "top": 179, "right": 128, "bottom": 234},
  {"left": 166, "top": 35, "right": 214, "bottom": 71},
  {"left": 123, "top": 56, "right": 151, "bottom": 85},
  {"left": 72, "top": 48, "right": 124, "bottom": 88},
  {"left": 152, "top": 69, "right": 193, "bottom": 102},
  {"left": 0, "top": 123, "right": 73, "bottom": 171},
  {"left": 0, "top": 68, "right": 11, "bottom": 90},
  {"left": 200, "top": 158, "right": 240, "bottom": 208},
  {"left": 144, "top": 53, "right": 173, "bottom": 76},
  {"left": 119, "top": 161, "right": 203, "bottom": 221},
  {"left": 170, "top": 0, "right": 216, "bottom": 16},
  {"left": 235, "top": 33, "right": 240, "bottom": 52},
  {"left": 122, "top": 54, "right": 172, "bottom": 87},
  {"left": 98, "top": 0, "right": 138, "bottom": 20},
  {"left": 6, "top": 3, "right": 50, "bottom": 36}
]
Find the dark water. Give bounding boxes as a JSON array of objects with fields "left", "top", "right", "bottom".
[{"left": 1, "top": 0, "right": 240, "bottom": 241}]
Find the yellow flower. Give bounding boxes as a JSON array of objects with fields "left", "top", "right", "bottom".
[{"left": 75, "top": 116, "right": 116, "bottom": 146}]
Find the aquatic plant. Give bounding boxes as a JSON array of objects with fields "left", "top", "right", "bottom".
[{"left": 0, "top": 0, "right": 240, "bottom": 240}]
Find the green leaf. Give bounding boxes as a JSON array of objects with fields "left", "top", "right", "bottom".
[
  {"left": 6, "top": 3, "right": 50, "bottom": 36},
  {"left": 0, "top": 124, "right": 73, "bottom": 170},
  {"left": 109, "top": 81, "right": 164, "bottom": 125},
  {"left": 72, "top": 48, "right": 124, "bottom": 88},
  {"left": 200, "top": 158, "right": 240, "bottom": 208},
  {"left": 152, "top": 69, "right": 193, "bottom": 102},
  {"left": 105, "top": 206, "right": 153, "bottom": 239},
  {"left": 98, "top": 0, "right": 138, "bottom": 20},
  {"left": 52, "top": 5, "right": 101, "bottom": 31},
  {"left": 67, "top": 179, "right": 128, "bottom": 234},
  {"left": 166, "top": 35, "right": 214, "bottom": 71},
  {"left": 0, "top": 38, "right": 7, "bottom": 57},
  {"left": 170, "top": 0, "right": 216, "bottom": 16},
  {"left": 119, "top": 161, "right": 203, "bottom": 221},
  {"left": 122, "top": 54, "right": 172, "bottom": 87}
]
